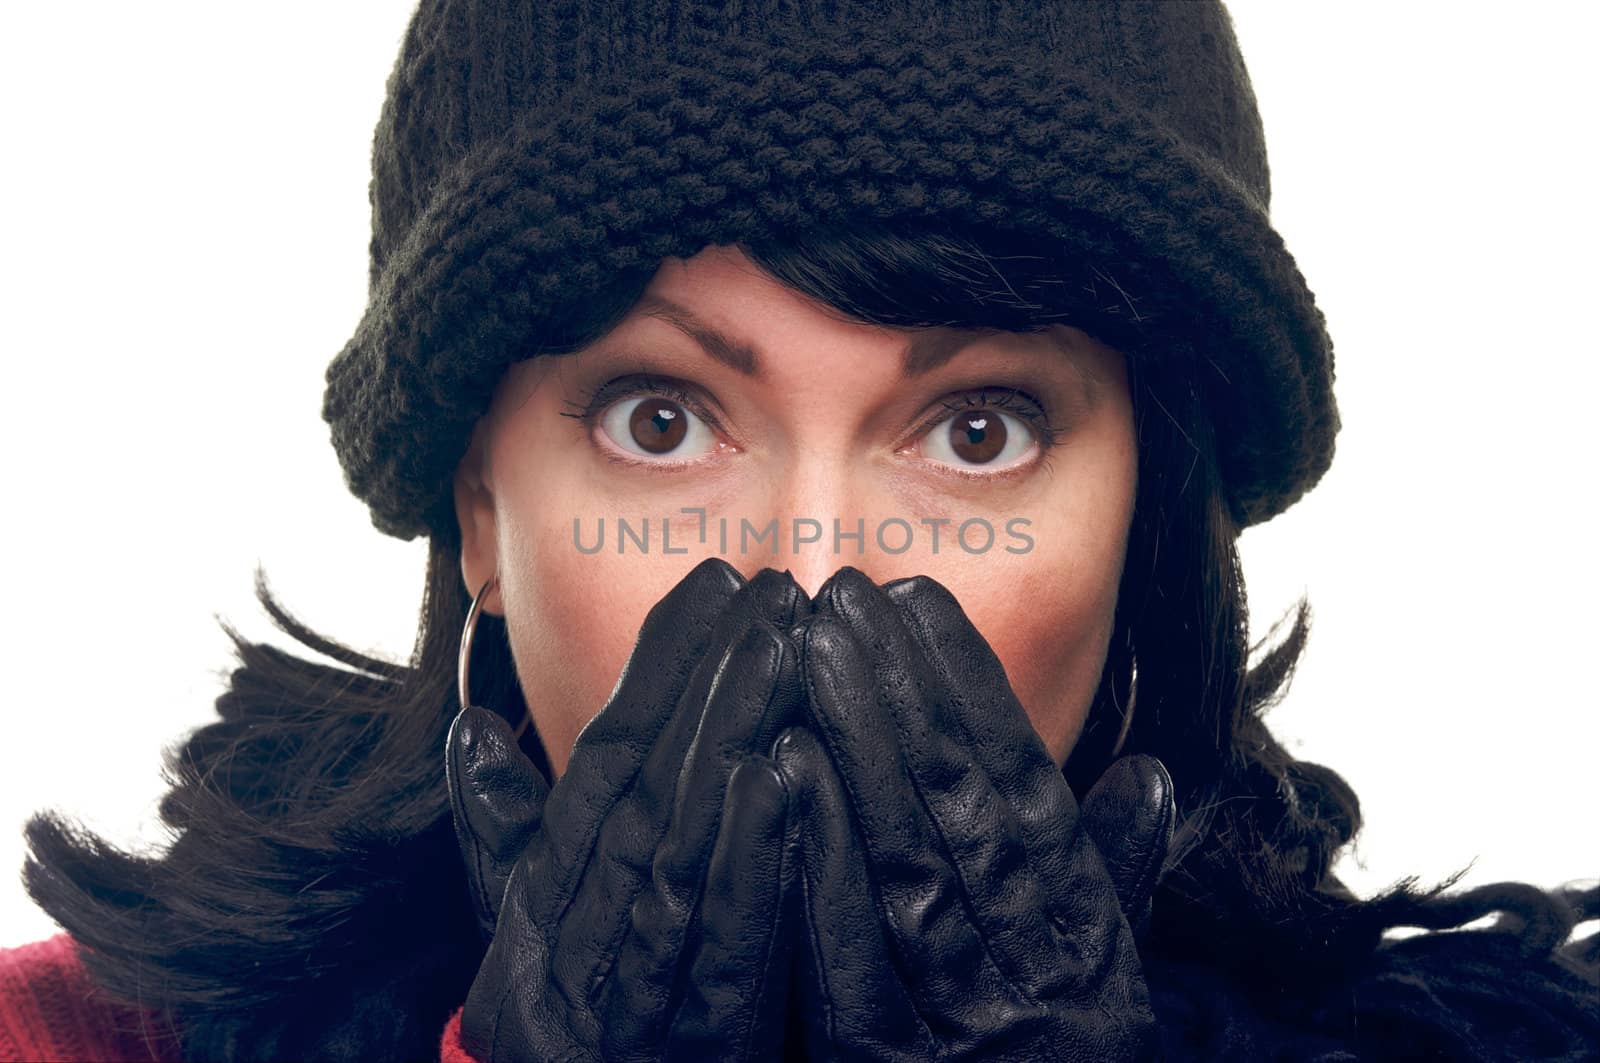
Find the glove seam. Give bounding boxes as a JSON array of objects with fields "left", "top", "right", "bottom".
[
  {"left": 735, "top": 793, "right": 788, "bottom": 1061},
  {"left": 796, "top": 640, "right": 947, "bottom": 1054}
]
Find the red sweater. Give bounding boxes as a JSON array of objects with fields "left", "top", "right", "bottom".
[{"left": 0, "top": 935, "right": 480, "bottom": 1063}]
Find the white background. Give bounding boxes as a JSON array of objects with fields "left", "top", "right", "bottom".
[{"left": 1, "top": 2, "right": 1595, "bottom": 948}]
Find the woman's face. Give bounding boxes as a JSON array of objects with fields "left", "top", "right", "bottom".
[{"left": 454, "top": 245, "right": 1137, "bottom": 779}]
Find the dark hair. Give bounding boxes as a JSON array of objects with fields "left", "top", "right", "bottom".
[{"left": 22, "top": 221, "right": 1592, "bottom": 1061}]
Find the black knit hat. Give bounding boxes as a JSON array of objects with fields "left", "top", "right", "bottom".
[{"left": 323, "top": 0, "right": 1339, "bottom": 541}]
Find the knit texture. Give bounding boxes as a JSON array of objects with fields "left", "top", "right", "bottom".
[
  {"left": 323, "top": 0, "right": 1340, "bottom": 540},
  {"left": 0, "top": 935, "right": 181, "bottom": 1063}
]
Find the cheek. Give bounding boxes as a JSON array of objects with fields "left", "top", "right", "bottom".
[
  {"left": 496, "top": 499, "right": 645, "bottom": 776},
  {"left": 501, "top": 510, "right": 746, "bottom": 777},
  {"left": 511, "top": 568, "right": 603, "bottom": 768},
  {"left": 935, "top": 555, "right": 1121, "bottom": 766},
  {"left": 919, "top": 434, "right": 1135, "bottom": 764}
]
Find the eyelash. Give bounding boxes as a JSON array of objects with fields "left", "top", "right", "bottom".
[
  {"left": 910, "top": 388, "right": 1067, "bottom": 451},
  {"left": 559, "top": 374, "right": 727, "bottom": 434},
  {"left": 559, "top": 375, "right": 1066, "bottom": 457}
]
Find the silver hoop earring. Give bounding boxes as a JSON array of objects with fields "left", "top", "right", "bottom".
[
  {"left": 1108, "top": 652, "right": 1138, "bottom": 759},
  {"left": 458, "top": 575, "right": 532, "bottom": 742}
]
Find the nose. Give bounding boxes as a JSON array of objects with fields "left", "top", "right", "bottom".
[
  {"left": 724, "top": 462, "right": 908, "bottom": 601},
  {"left": 785, "top": 554, "right": 838, "bottom": 604}
]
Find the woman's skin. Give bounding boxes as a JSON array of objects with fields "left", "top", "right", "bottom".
[{"left": 454, "top": 244, "right": 1137, "bottom": 779}]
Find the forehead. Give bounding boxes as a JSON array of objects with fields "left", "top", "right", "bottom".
[
  {"left": 629, "top": 292, "right": 996, "bottom": 382},
  {"left": 500, "top": 244, "right": 1121, "bottom": 417},
  {"left": 611, "top": 245, "right": 1113, "bottom": 394}
]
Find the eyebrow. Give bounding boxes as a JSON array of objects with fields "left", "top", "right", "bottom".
[{"left": 636, "top": 294, "right": 997, "bottom": 380}]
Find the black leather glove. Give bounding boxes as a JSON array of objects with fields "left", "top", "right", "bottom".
[
  {"left": 445, "top": 558, "right": 811, "bottom": 1062},
  {"left": 773, "top": 567, "right": 1175, "bottom": 1062}
]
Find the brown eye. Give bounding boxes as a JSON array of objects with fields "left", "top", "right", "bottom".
[
  {"left": 922, "top": 407, "right": 1034, "bottom": 470},
  {"left": 629, "top": 398, "right": 687, "bottom": 453},
  {"left": 948, "top": 411, "right": 1006, "bottom": 464},
  {"left": 599, "top": 395, "right": 716, "bottom": 459}
]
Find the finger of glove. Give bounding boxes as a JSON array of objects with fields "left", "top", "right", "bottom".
[
  {"left": 626, "top": 568, "right": 808, "bottom": 837},
  {"left": 818, "top": 569, "right": 1063, "bottom": 998},
  {"left": 882, "top": 574, "right": 1122, "bottom": 948},
  {"left": 770, "top": 726, "right": 936, "bottom": 1061},
  {"left": 446, "top": 705, "right": 552, "bottom": 937},
  {"left": 551, "top": 569, "right": 806, "bottom": 1002},
  {"left": 671, "top": 755, "right": 801, "bottom": 1063},
  {"left": 595, "top": 623, "right": 802, "bottom": 1051},
  {"left": 535, "top": 556, "right": 748, "bottom": 907},
  {"left": 643, "top": 755, "right": 801, "bottom": 1063},
  {"left": 876, "top": 579, "right": 1162, "bottom": 1050},
  {"left": 461, "top": 882, "right": 601, "bottom": 1063},
  {"left": 1080, "top": 755, "right": 1175, "bottom": 929},
  {"left": 798, "top": 612, "right": 1016, "bottom": 1024},
  {"left": 657, "top": 617, "right": 805, "bottom": 908}
]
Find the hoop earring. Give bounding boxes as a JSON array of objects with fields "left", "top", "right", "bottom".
[
  {"left": 1108, "top": 651, "right": 1138, "bottom": 759},
  {"left": 458, "top": 574, "right": 532, "bottom": 742}
]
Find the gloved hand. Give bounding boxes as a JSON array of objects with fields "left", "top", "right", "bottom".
[
  {"left": 772, "top": 567, "right": 1175, "bottom": 1062},
  {"left": 445, "top": 558, "right": 811, "bottom": 1062}
]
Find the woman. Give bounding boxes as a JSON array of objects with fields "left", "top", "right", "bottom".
[{"left": 5, "top": 1, "right": 1596, "bottom": 1061}]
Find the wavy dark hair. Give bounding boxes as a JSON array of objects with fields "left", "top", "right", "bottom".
[{"left": 21, "top": 220, "right": 1596, "bottom": 1061}]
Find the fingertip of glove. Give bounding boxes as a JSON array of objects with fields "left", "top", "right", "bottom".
[
  {"left": 731, "top": 751, "right": 788, "bottom": 800},
  {"left": 809, "top": 566, "right": 858, "bottom": 615},
  {"left": 768, "top": 726, "right": 827, "bottom": 774},
  {"left": 746, "top": 568, "right": 809, "bottom": 628},
  {"left": 1089, "top": 755, "right": 1176, "bottom": 847},
  {"left": 735, "top": 614, "right": 780, "bottom": 646},
  {"left": 882, "top": 573, "right": 957, "bottom": 615},
  {"left": 639, "top": 558, "right": 746, "bottom": 638},
  {"left": 746, "top": 567, "right": 790, "bottom": 594},
  {"left": 690, "top": 555, "right": 747, "bottom": 590},
  {"left": 819, "top": 565, "right": 872, "bottom": 613},
  {"left": 1127, "top": 755, "right": 1176, "bottom": 823},
  {"left": 726, "top": 618, "right": 795, "bottom": 680},
  {"left": 449, "top": 705, "right": 505, "bottom": 761},
  {"left": 760, "top": 566, "right": 816, "bottom": 622}
]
